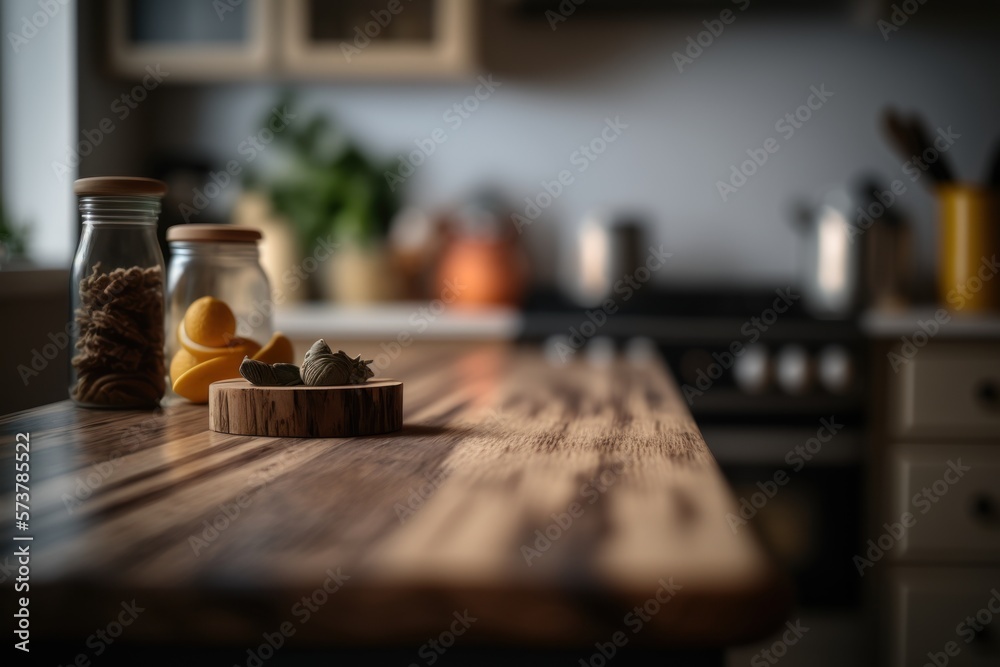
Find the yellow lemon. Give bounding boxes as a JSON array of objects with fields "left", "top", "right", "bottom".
[
  {"left": 172, "top": 354, "right": 245, "bottom": 404},
  {"left": 251, "top": 333, "right": 295, "bottom": 365},
  {"left": 169, "top": 348, "right": 201, "bottom": 385},
  {"left": 178, "top": 320, "right": 261, "bottom": 362},
  {"left": 183, "top": 296, "right": 236, "bottom": 348}
]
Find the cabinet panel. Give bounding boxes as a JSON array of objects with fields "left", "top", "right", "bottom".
[
  {"left": 890, "top": 567, "right": 1000, "bottom": 667},
  {"left": 890, "top": 342, "right": 1000, "bottom": 440},
  {"left": 109, "top": 0, "right": 276, "bottom": 80},
  {"left": 891, "top": 445, "right": 1000, "bottom": 562},
  {"left": 279, "top": 0, "right": 477, "bottom": 78}
]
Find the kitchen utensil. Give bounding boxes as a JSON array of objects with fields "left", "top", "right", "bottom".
[
  {"left": 908, "top": 113, "right": 955, "bottom": 183},
  {"left": 857, "top": 176, "right": 913, "bottom": 310},
  {"left": 986, "top": 139, "right": 1000, "bottom": 190},
  {"left": 793, "top": 189, "right": 864, "bottom": 319},
  {"left": 434, "top": 194, "right": 528, "bottom": 307},
  {"left": 882, "top": 108, "right": 920, "bottom": 165},
  {"left": 880, "top": 108, "right": 955, "bottom": 185},
  {"left": 937, "top": 184, "right": 999, "bottom": 312},
  {"left": 435, "top": 238, "right": 526, "bottom": 307},
  {"left": 564, "top": 212, "right": 644, "bottom": 307}
]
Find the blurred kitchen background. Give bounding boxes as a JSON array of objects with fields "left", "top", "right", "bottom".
[{"left": 3, "top": 1, "right": 1000, "bottom": 665}]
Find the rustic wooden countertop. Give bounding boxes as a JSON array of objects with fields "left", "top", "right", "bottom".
[{"left": 1, "top": 344, "right": 789, "bottom": 649}]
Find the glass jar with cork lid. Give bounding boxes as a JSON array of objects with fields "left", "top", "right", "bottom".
[
  {"left": 165, "top": 224, "right": 272, "bottom": 361},
  {"left": 70, "top": 177, "right": 168, "bottom": 408}
]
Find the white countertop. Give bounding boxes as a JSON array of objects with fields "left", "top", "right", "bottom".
[{"left": 274, "top": 302, "right": 524, "bottom": 340}]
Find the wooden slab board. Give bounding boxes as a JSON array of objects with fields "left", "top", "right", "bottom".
[{"left": 208, "top": 378, "right": 402, "bottom": 437}]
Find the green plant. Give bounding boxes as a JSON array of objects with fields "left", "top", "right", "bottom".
[{"left": 245, "top": 99, "right": 399, "bottom": 250}]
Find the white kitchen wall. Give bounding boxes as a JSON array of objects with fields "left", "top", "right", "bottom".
[
  {"left": 2, "top": 0, "right": 76, "bottom": 266},
  {"left": 91, "top": 9, "right": 1000, "bottom": 287}
]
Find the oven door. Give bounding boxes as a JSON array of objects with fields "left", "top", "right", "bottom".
[{"left": 703, "top": 424, "right": 864, "bottom": 607}]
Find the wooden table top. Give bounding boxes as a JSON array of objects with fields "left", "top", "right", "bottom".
[{"left": 1, "top": 343, "right": 789, "bottom": 648}]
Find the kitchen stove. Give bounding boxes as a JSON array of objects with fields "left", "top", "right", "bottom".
[{"left": 520, "top": 287, "right": 867, "bottom": 607}]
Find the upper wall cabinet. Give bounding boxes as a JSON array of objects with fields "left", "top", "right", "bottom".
[
  {"left": 109, "top": 0, "right": 275, "bottom": 80},
  {"left": 281, "top": 0, "right": 476, "bottom": 78},
  {"left": 108, "top": 0, "right": 478, "bottom": 81}
]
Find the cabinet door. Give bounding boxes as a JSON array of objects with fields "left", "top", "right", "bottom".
[
  {"left": 280, "top": 0, "right": 476, "bottom": 78},
  {"left": 889, "top": 567, "right": 1000, "bottom": 667},
  {"left": 890, "top": 444, "right": 1000, "bottom": 563},
  {"left": 109, "top": 0, "right": 275, "bottom": 80},
  {"left": 889, "top": 342, "right": 1000, "bottom": 440}
]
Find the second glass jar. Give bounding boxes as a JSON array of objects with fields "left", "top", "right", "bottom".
[{"left": 166, "top": 225, "right": 272, "bottom": 359}]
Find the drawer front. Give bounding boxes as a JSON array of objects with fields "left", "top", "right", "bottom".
[
  {"left": 890, "top": 342, "right": 1000, "bottom": 439},
  {"left": 890, "top": 568, "right": 1000, "bottom": 667},
  {"left": 891, "top": 445, "right": 1000, "bottom": 562}
]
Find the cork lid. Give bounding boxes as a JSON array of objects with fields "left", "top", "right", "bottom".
[
  {"left": 74, "top": 177, "right": 168, "bottom": 198},
  {"left": 166, "top": 224, "right": 263, "bottom": 244}
]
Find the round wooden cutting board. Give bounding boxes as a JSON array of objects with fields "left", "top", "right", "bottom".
[{"left": 209, "top": 379, "right": 403, "bottom": 438}]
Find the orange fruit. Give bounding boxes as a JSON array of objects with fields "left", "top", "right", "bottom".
[
  {"left": 172, "top": 354, "right": 245, "bottom": 404},
  {"left": 178, "top": 320, "right": 261, "bottom": 362},
  {"left": 252, "top": 333, "right": 294, "bottom": 365},
  {"left": 183, "top": 296, "right": 236, "bottom": 348},
  {"left": 169, "top": 348, "right": 200, "bottom": 384}
]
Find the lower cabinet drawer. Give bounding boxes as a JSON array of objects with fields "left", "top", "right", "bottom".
[
  {"left": 890, "top": 567, "right": 1000, "bottom": 667},
  {"left": 889, "top": 341, "right": 1000, "bottom": 439},
  {"left": 891, "top": 445, "right": 1000, "bottom": 563}
]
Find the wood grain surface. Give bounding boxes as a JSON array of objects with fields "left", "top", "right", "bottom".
[
  {"left": 0, "top": 343, "right": 789, "bottom": 649},
  {"left": 209, "top": 379, "right": 403, "bottom": 437}
]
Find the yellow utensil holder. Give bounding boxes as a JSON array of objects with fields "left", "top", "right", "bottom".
[{"left": 937, "top": 184, "right": 999, "bottom": 312}]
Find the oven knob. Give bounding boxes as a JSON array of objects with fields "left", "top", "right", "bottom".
[
  {"left": 776, "top": 345, "right": 812, "bottom": 395},
  {"left": 624, "top": 336, "right": 657, "bottom": 364},
  {"left": 544, "top": 335, "right": 572, "bottom": 365},
  {"left": 586, "top": 336, "right": 617, "bottom": 366},
  {"left": 818, "top": 344, "right": 853, "bottom": 394},
  {"left": 733, "top": 343, "right": 770, "bottom": 394}
]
